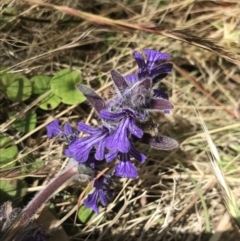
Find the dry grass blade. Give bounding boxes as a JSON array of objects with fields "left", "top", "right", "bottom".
[
  {"left": 174, "top": 64, "right": 237, "bottom": 118},
  {"left": 24, "top": 0, "right": 240, "bottom": 67},
  {"left": 163, "top": 30, "right": 240, "bottom": 67},
  {"left": 197, "top": 109, "right": 240, "bottom": 229}
]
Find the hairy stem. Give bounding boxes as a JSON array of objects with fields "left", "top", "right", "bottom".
[{"left": 0, "top": 158, "right": 78, "bottom": 241}]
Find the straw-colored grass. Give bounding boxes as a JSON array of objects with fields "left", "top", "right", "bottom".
[{"left": 1, "top": 0, "right": 240, "bottom": 240}]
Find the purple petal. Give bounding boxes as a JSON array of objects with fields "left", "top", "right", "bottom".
[
  {"left": 128, "top": 119, "right": 143, "bottom": 138},
  {"left": 105, "top": 118, "right": 131, "bottom": 153},
  {"left": 76, "top": 84, "right": 106, "bottom": 113},
  {"left": 78, "top": 122, "right": 102, "bottom": 134},
  {"left": 153, "top": 89, "right": 169, "bottom": 100},
  {"left": 70, "top": 135, "right": 105, "bottom": 162},
  {"left": 93, "top": 177, "right": 108, "bottom": 206},
  {"left": 83, "top": 191, "right": 99, "bottom": 213},
  {"left": 152, "top": 74, "right": 169, "bottom": 85},
  {"left": 129, "top": 145, "right": 146, "bottom": 163},
  {"left": 95, "top": 139, "right": 106, "bottom": 160},
  {"left": 141, "top": 133, "right": 178, "bottom": 150},
  {"left": 147, "top": 98, "right": 173, "bottom": 111},
  {"left": 63, "top": 123, "right": 73, "bottom": 135},
  {"left": 98, "top": 189, "right": 107, "bottom": 207},
  {"left": 144, "top": 49, "right": 170, "bottom": 69},
  {"left": 105, "top": 150, "right": 118, "bottom": 162},
  {"left": 133, "top": 51, "right": 146, "bottom": 69},
  {"left": 150, "top": 62, "right": 173, "bottom": 80},
  {"left": 46, "top": 119, "right": 61, "bottom": 138},
  {"left": 100, "top": 110, "right": 124, "bottom": 121},
  {"left": 64, "top": 148, "right": 72, "bottom": 156},
  {"left": 114, "top": 154, "right": 138, "bottom": 178},
  {"left": 110, "top": 70, "right": 129, "bottom": 95},
  {"left": 83, "top": 177, "right": 108, "bottom": 213},
  {"left": 124, "top": 74, "right": 138, "bottom": 85},
  {"left": 70, "top": 141, "right": 92, "bottom": 163}
]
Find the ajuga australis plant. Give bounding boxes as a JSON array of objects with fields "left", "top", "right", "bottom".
[
  {"left": 0, "top": 49, "right": 178, "bottom": 241},
  {"left": 46, "top": 49, "right": 178, "bottom": 213}
]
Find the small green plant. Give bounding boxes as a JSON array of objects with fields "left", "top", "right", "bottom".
[
  {"left": 9, "top": 110, "right": 37, "bottom": 133},
  {"left": 1, "top": 73, "right": 32, "bottom": 102},
  {"left": 0, "top": 134, "right": 18, "bottom": 167},
  {"left": 51, "top": 69, "right": 85, "bottom": 105}
]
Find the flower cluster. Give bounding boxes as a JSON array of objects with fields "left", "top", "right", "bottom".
[{"left": 46, "top": 49, "right": 178, "bottom": 213}]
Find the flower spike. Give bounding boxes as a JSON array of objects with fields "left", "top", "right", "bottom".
[{"left": 45, "top": 49, "right": 178, "bottom": 214}]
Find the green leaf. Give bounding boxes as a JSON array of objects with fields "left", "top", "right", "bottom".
[
  {"left": 78, "top": 205, "right": 94, "bottom": 224},
  {"left": 0, "top": 179, "right": 27, "bottom": 205},
  {"left": 32, "top": 75, "right": 51, "bottom": 94},
  {"left": 0, "top": 134, "right": 18, "bottom": 166},
  {"left": 39, "top": 92, "right": 61, "bottom": 110},
  {"left": 1, "top": 73, "right": 32, "bottom": 101},
  {"left": 51, "top": 69, "right": 85, "bottom": 105},
  {"left": 0, "top": 72, "right": 14, "bottom": 91},
  {"left": 31, "top": 75, "right": 61, "bottom": 109},
  {"left": 10, "top": 110, "right": 37, "bottom": 133}
]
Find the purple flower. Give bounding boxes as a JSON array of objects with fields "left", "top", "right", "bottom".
[
  {"left": 100, "top": 109, "right": 143, "bottom": 153},
  {"left": 105, "top": 143, "right": 146, "bottom": 163},
  {"left": 46, "top": 119, "right": 79, "bottom": 144},
  {"left": 45, "top": 49, "right": 179, "bottom": 214},
  {"left": 108, "top": 71, "right": 173, "bottom": 121},
  {"left": 46, "top": 119, "right": 61, "bottom": 138},
  {"left": 153, "top": 89, "right": 168, "bottom": 100},
  {"left": 125, "top": 49, "right": 172, "bottom": 86},
  {"left": 105, "top": 144, "right": 146, "bottom": 178},
  {"left": 68, "top": 124, "right": 109, "bottom": 163},
  {"left": 120, "top": 49, "right": 173, "bottom": 115},
  {"left": 114, "top": 153, "right": 138, "bottom": 178},
  {"left": 83, "top": 176, "right": 110, "bottom": 213}
]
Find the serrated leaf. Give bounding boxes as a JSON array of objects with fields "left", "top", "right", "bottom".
[
  {"left": 1, "top": 73, "right": 32, "bottom": 101},
  {"left": 39, "top": 92, "right": 61, "bottom": 110},
  {"left": 78, "top": 205, "right": 94, "bottom": 223},
  {"left": 51, "top": 69, "right": 85, "bottom": 105},
  {"left": 10, "top": 110, "right": 37, "bottom": 133},
  {"left": 32, "top": 75, "right": 51, "bottom": 94},
  {"left": 0, "top": 134, "right": 18, "bottom": 166}
]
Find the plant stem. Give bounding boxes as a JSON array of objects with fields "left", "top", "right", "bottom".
[{"left": 0, "top": 158, "right": 78, "bottom": 241}]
